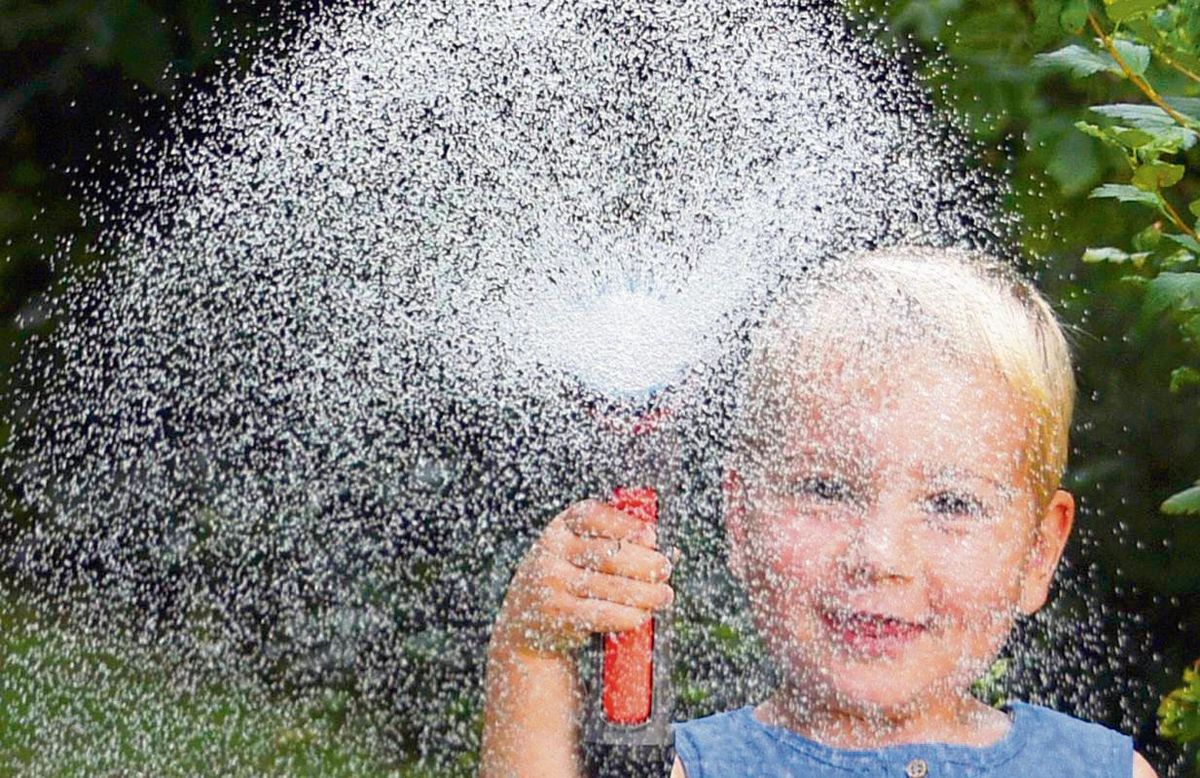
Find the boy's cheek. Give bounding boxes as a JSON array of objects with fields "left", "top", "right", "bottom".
[
  {"left": 931, "top": 539, "right": 1029, "bottom": 604},
  {"left": 747, "top": 513, "right": 848, "bottom": 570}
]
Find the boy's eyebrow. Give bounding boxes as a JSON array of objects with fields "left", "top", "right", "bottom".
[
  {"left": 926, "top": 466, "right": 1016, "bottom": 496},
  {"left": 775, "top": 446, "right": 874, "bottom": 475}
]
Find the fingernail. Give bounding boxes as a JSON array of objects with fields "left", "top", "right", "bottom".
[{"left": 638, "top": 526, "right": 658, "bottom": 547}]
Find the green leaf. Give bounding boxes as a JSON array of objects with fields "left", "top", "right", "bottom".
[
  {"left": 1133, "top": 223, "right": 1163, "bottom": 251},
  {"left": 1162, "top": 484, "right": 1200, "bottom": 515},
  {"left": 1183, "top": 313, "right": 1200, "bottom": 341},
  {"left": 1143, "top": 272, "right": 1200, "bottom": 318},
  {"left": 1113, "top": 40, "right": 1152, "bottom": 76},
  {"left": 1030, "top": 38, "right": 1147, "bottom": 77},
  {"left": 971, "top": 657, "right": 1009, "bottom": 709},
  {"left": 1083, "top": 247, "right": 1131, "bottom": 262},
  {"left": 1168, "top": 96, "right": 1200, "bottom": 118},
  {"left": 1036, "top": 45, "right": 1122, "bottom": 77},
  {"left": 1139, "top": 132, "right": 1199, "bottom": 159},
  {"left": 1169, "top": 366, "right": 1200, "bottom": 393},
  {"left": 1083, "top": 246, "right": 1151, "bottom": 265},
  {"left": 1089, "top": 103, "right": 1200, "bottom": 149},
  {"left": 1132, "top": 161, "right": 1185, "bottom": 190},
  {"left": 1077, "top": 121, "right": 1120, "bottom": 146},
  {"left": 1092, "top": 104, "right": 1200, "bottom": 137},
  {"left": 1161, "top": 249, "right": 1198, "bottom": 269},
  {"left": 1060, "top": 0, "right": 1089, "bottom": 32},
  {"left": 1191, "top": 199, "right": 1200, "bottom": 219},
  {"left": 1105, "top": 0, "right": 1167, "bottom": 23},
  {"left": 1116, "top": 128, "right": 1154, "bottom": 148},
  {"left": 1124, "top": 17, "right": 1159, "bottom": 39},
  {"left": 1164, "top": 233, "right": 1200, "bottom": 253},
  {"left": 1073, "top": 120, "right": 1186, "bottom": 164},
  {"left": 1089, "top": 183, "right": 1163, "bottom": 208},
  {"left": 1159, "top": 662, "right": 1200, "bottom": 742}
]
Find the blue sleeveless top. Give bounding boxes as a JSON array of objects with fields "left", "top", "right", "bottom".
[{"left": 673, "top": 702, "right": 1133, "bottom": 777}]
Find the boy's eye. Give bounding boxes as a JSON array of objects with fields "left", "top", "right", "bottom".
[
  {"left": 797, "top": 475, "right": 854, "bottom": 502},
  {"left": 924, "top": 491, "right": 987, "bottom": 520}
]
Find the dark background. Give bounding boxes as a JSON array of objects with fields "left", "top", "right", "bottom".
[{"left": 0, "top": 0, "right": 1197, "bottom": 774}]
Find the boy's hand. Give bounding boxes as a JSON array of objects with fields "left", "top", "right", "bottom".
[{"left": 492, "top": 499, "right": 675, "bottom": 657}]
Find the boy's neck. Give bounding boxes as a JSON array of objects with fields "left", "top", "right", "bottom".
[{"left": 755, "top": 688, "right": 1012, "bottom": 750}]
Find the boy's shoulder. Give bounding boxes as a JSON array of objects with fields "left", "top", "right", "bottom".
[
  {"left": 1006, "top": 702, "right": 1136, "bottom": 776},
  {"left": 672, "top": 705, "right": 757, "bottom": 754},
  {"left": 672, "top": 703, "right": 1136, "bottom": 778},
  {"left": 1007, "top": 700, "right": 1130, "bottom": 741}
]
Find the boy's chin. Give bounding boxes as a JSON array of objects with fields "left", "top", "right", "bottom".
[
  {"left": 829, "top": 677, "right": 930, "bottom": 715},
  {"left": 813, "top": 660, "right": 960, "bottom": 716}
]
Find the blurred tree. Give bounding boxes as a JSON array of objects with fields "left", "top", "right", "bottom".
[{"left": 0, "top": 0, "right": 312, "bottom": 395}]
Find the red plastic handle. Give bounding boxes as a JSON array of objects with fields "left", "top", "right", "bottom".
[{"left": 602, "top": 486, "right": 658, "bottom": 725}]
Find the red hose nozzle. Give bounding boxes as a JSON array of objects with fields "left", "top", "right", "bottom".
[{"left": 602, "top": 486, "right": 658, "bottom": 726}]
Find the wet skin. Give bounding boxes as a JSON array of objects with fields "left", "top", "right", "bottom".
[{"left": 725, "top": 353, "right": 1074, "bottom": 746}]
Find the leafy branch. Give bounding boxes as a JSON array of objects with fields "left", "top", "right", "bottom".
[
  {"left": 1037, "top": 1, "right": 1200, "bottom": 521},
  {"left": 1160, "top": 661, "right": 1200, "bottom": 773},
  {"left": 1088, "top": 12, "right": 1200, "bottom": 130},
  {"left": 1156, "top": 48, "right": 1200, "bottom": 84}
]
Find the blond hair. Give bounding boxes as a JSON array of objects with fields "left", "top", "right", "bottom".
[{"left": 735, "top": 246, "right": 1076, "bottom": 508}]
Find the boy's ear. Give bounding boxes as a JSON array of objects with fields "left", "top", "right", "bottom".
[
  {"left": 723, "top": 467, "right": 749, "bottom": 580},
  {"left": 1018, "top": 489, "right": 1075, "bottom": 615}
]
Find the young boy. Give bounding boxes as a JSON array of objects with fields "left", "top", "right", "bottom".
[{"left": 480, "top": 247, "right": 1158, "bottom": 777}]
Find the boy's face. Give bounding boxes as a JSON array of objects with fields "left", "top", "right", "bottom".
[{"left": 727, "top": 348, "right": 1074, "bottom": 716}]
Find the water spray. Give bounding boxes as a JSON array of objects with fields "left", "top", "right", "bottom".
[
  {"left": 0, "top": 0, "right": 1024, "bottom": 770},
  {"left": 531, "top": 277, "right": 705, "bottom": 756}
]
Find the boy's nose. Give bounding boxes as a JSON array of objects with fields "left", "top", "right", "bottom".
[{"left": 842, "top": 506, "right": 919, "bottom": 584}]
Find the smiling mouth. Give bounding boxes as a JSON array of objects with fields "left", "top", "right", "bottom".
[{"left": 821, "top": 611, "right": 927, "bottom": 657}]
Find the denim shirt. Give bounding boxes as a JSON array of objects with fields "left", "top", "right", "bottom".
[{"left": 673, "top": 702, "right": 1133, "bottom": 777}]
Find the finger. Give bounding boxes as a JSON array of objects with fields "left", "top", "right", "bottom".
[
  {"left": 565, "top": 535, "right": 672, "bottom": 582},
  {"left": 547, "top": 592, "right": 653, "bottom": 634},
  {"left": 563, "top": 500, "right": 658, "bottom": 547},
  {"left": 567, "top": 567, "right": 674, "bottom": 610},
  {"left": 536, "top": 504, "right": 617, "bottom": 558}
]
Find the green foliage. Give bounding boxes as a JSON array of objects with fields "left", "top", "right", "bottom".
[
  {"left": 0, "top": 594, "right": 403, "bottom": 776},
  {"left": 1107, "top": 0, "right": 1169, "bottom": 25},
  {"left": 1090, "top": 182, "right": 1168, "bottom": 209},
  {"left": 0, "top": 0, "right": 288, "bottom": 394},
  {"left": 1162, "top": 482, "right": 1200, "bottom": 514},
  {"left": 1171, "top": 365, "right": 1200, "bottom": 391},
  {"left": 1083, "top": 245, "right": 1153, "bottom": 264},
  {"left": 1159, "top": 661, "right": 1200, "bottom": 771},
  {"left": 0, "top": 0, "right": 1197, "bottom": 771},
  {"left": 1039, "top": 2, "right": 1200, "bottom": 518},
  {"left": 1036, "top": 43, "right": 1133, "bottom": 75},
  {"left": 970, "top": 658, "right": 1011, "bottom": 709}
]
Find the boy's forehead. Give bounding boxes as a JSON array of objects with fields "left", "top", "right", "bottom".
[
  {"left": 743, "top": 331, "right": 965, "bottom": 416},
  {"left": 736, "top": 340, "right": 1031, "bottom": 471}
]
